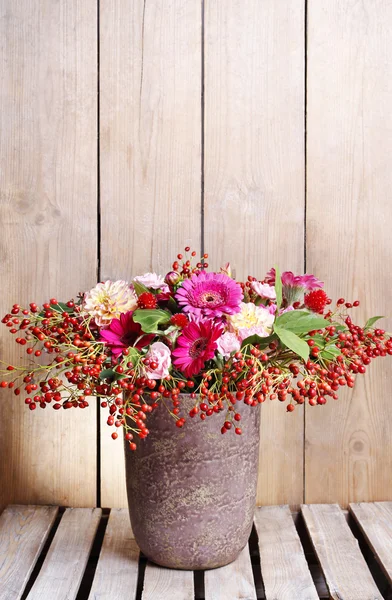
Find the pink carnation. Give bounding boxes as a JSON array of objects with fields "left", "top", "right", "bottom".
[
  {"left": 175, "top": 271, "right": 243, "bottom": 318},
  {"left": 251, "top": 281, "right": 276, "bottom": 300},
  {"left": 216, "top": 332, "right": 241, "bottom": 358},
  {"left": 143, "top": 342, "right": 171, "bottom": 380}
]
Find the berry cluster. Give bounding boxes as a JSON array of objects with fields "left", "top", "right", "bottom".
[{"left": 0, "top": 250, "right": 390, "bottom": 451}]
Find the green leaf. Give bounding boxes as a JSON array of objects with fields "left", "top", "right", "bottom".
[
  {"left": 274, "top": 326, "right": 310, "bottom": 361},
  {"left": 133, "top": 281, "right": 150, "bottom": 296},
  {"left": 167, "top": 296, "right": 180, "bottom": 313},
  {"left": 99, "top": 368, "right": 125, "bottom": 382},
  {"left": 132, "top": 309, "right": 171, "bottom": 333},
  {"left": 320, "top": 344, "right": 341, "bottom": 360},
  {"left": 274, "top": 310, "right": 330, "bottom": 335},
  {"left": 364, "top": 316, "right": 385, "bottom": 329},
  {"left": 125, "top": 347, "right": 141, "bottom": 366},
  {"left": 241, "top": 333, "right": 277, "bottom": 349},
  {"left": 274, "top": 265, "right": 283, "bottom": 308},
  {"left": 51, "top": 301, "right": 74, "bottom": 314}
]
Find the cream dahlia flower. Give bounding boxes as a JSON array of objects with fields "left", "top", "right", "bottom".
[
  {"left": 228, "top": 301, "right": 274, "bottom": 341},
  {"left": 83, "top": 280, "right": 138, "bottom": 326}
]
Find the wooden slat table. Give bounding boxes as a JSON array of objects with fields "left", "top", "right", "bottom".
[{"left": 0, "top": 503, "right": 391, "bottom": 599}]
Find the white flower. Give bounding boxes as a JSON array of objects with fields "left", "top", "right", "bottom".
[
  {"left": 251, "top": 281, "right": 276, "bottom": 300},
  {"left": 143, "top": 342, "right": 171, "bottom": 380},
  {"left": 133, "top": 272, "right": 169, "bottom": 292},
  {"left": 228, "top": 302, "right": 274, "bottom": 341},
  {"left": 216, "top": 332, "right": 241, "bottom": 358},
  {"left": 83, "top": 280, "right": 137, "bottom": 327}
]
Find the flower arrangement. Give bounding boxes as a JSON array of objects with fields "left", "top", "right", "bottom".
[{"left": 1, "top": 247, "right": 390, "bottom": 449}]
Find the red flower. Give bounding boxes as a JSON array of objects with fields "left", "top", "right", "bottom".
[
  {"left": 100, "top": 311, "right": 154, "bottom": 357},
  {"left": 304, "top": 290, "right": 329, "bottom": 314},
  {"left": 170, "top": 314, "right": 188, "bottom": 328},
  {"left": 137, "top": 293, "right": 157, "bottom": 309}
]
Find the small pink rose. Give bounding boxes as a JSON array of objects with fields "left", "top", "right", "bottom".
[
  {"left": 144, "top": 341, "right": 171, "bottom": 379},
  {"left": 216, "top": 332, "right": 241, "bottom": 358}
]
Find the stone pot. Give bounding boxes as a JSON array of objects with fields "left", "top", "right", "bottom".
[{"left": 124, "top": 394, "right": 260, "bottom": 570}]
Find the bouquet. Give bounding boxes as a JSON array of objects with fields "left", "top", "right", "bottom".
[{"left": 1, "top": 247, "right": 390, "bottom": 449}]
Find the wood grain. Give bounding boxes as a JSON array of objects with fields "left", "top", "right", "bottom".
[
  {"left": 301, "top": 504, "right": 381, "bottom": 600},
  {"left": 27, "top": 508, "right": 101, "bottom": 600},
  {"left": 99, "top": 0, "right": 202, "bottom": 508},
  {"left": 204, "top": 545, "right": 256, "bottom": 600},
  {"left": 204, "top": 0, "right": 305, "bottom": 507},
  {"left": 254, "top": 505, "right": 318, "bottom": 600},
  {"left": 305, "top": 0, "right": 392, "bottom": 505},
  {"left": 0, "top": 505, "right": 58, "bottom": 600},
  {"left": 88, "top": 508, "right": 139, "bottom": 600},
  {"left": 350, "top": 502, "right": 392, "bottom": 585},
  {"left": 142, "top": 562, "right": 194, "bottom": 600},
  {"left": 0, "top": 0, "right": 97, "bottom": 509}
]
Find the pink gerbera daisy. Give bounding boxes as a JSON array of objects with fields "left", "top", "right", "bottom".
[
  {"left": 100, "top": 311, "right": 154, "bottom": 357},
  {"left": 175, "top": 271, "right": 243, "bottom": 318},
  {"left": 172, "top": 319, "right": 223, "bottom": 377}
]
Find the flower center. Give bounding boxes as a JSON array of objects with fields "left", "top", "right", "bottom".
[
  {"left": 199, "top": 290, "right": 224, "bottom": 307},
  {"left": 189, "top": 337, "right": 207, "bottom": 358}
]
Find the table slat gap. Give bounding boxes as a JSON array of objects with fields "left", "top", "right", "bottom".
[
  {"left": 26, "top": 508, "right": 101, "bottom": 600},
  {"left": 301, "top": 503, "right": 383, "bottom": 600},
  {"left": 0, "top": 505, "right": 59, "bottom": 600},
  {"left": 255, "top": 505, "right": 319, "bottom": 600}
]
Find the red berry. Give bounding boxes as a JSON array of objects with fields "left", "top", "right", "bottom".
[
  {"left": 137, "top": 292, "right": 157, "bottom": 309},
  {"left": 235, "top": 427, "right": 242, "bottom": 435}
]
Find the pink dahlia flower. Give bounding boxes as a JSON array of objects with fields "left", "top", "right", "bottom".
[
  {"left": 100, "top": 311, "right": 154, "bottom": 357},
  {"left": 172, "top": 319, "right": 223, "bottom": 377},
  {"left": 175, "top": 271, "right": 243, "bottom": 318}
]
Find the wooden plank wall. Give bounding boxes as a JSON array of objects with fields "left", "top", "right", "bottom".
[{"left": 0, "top": 0, "right": 391, "bottom": 510}]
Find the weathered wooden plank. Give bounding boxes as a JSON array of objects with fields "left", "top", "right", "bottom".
[
  {"left": 301, "top": 504, "right": 382, "bottom": 600},
  {"left": 88, "top": 509, "right": 139, "bottom": 600},
  {"left": 204, "top": 0, "right": 305, "bottom": 508},
  {"left": 99, "top": 0, "right": 202, "bottom": 509},
  {"left": 26, "top": 508, "right": 101, "bottom": 600},
  {"left": 0, "top": 505, "right": 58, "bottom": 600},
  {"left": 254, "top": 506, "right": 318, "bottom": 600},
  {"left": 204, "top": 545, "right": 256, "bottom": 600},
  {"left": 0, "top": 0, "right": 98, "bottom": 510},
  {"left": 142, "top": 562, "right": 194, "bottom": 600},
  {"left": 350, "top": 502, "right": 392, "bottom": 586},
  {"left": 305, "top": 0, "right": 392, "bottom": 507}
]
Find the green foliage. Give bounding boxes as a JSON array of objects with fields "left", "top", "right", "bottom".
[
  {"left": 364, "top": 316, "right": 385, "bottom": 330},
  {"left": 132, "top": 309, "right": 171, "bottom": 333},
  {"left": 133, "top": 281, "right": 150, "bottom": 296},
  {"left": 274, "top": 310, "right": 330, "bottom": 335},
  {"left": 99, "top": 368, "right": 125, "bottom": 382},
  {"left": 274, "top": 326, "right": 310, "bottom": 361},
  {"left": 274, "top": 265, "right": 283, "bottom": 308},
  {"left": 241, "top": 333, "right": 277, "bottom": 349}
]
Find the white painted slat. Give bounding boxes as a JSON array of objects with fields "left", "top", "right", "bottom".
[
  {"left": 142, "top": 562, "right": 194, "bottom": 600},
  {"left": 88, "top": 509, "right": 139, "bottom": 600},
  {"left": 0, "top": 505, "right": 58, "bottom": 600},
  {"left": 301, "top": 504, "right": 382, "bottom": 600},
  {"left": 26, "top": 508, "right": 101, "bottom": 600},
  {"left": 350, "top": 502, "right": 392, "bottom": 586},
  {"left": 255, "top": 506, "right": 318, "bottom": 600},
  {"left": 204, "top": 545, "right": 256, "bottom": 600}
]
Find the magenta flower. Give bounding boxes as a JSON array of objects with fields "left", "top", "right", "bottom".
[
  {"left": 100, "top": 311, "right": 154, "bottom": 357},
  {"left": 172, "top": 319, "right": 223, "bottom": 377},
  {"left": 265, "top": 268, "right": 323, "bottom": 306},
  {"left": 175, "top": 271, "right": 243, "bottom": 318}
]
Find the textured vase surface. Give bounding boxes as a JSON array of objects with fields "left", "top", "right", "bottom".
[{"left": 124, "top": 394, "right": 260, "bottom": 570}]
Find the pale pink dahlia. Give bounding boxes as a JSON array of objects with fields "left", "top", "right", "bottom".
[
  {"left": 83, "top": 280, "right": 138, "bottom": 327},
  {"left": 175, "top": 271, "right": 243, "bottom": 318},
  {"left": 172, "top": 320, "right": 223, "bottom": 377}
]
